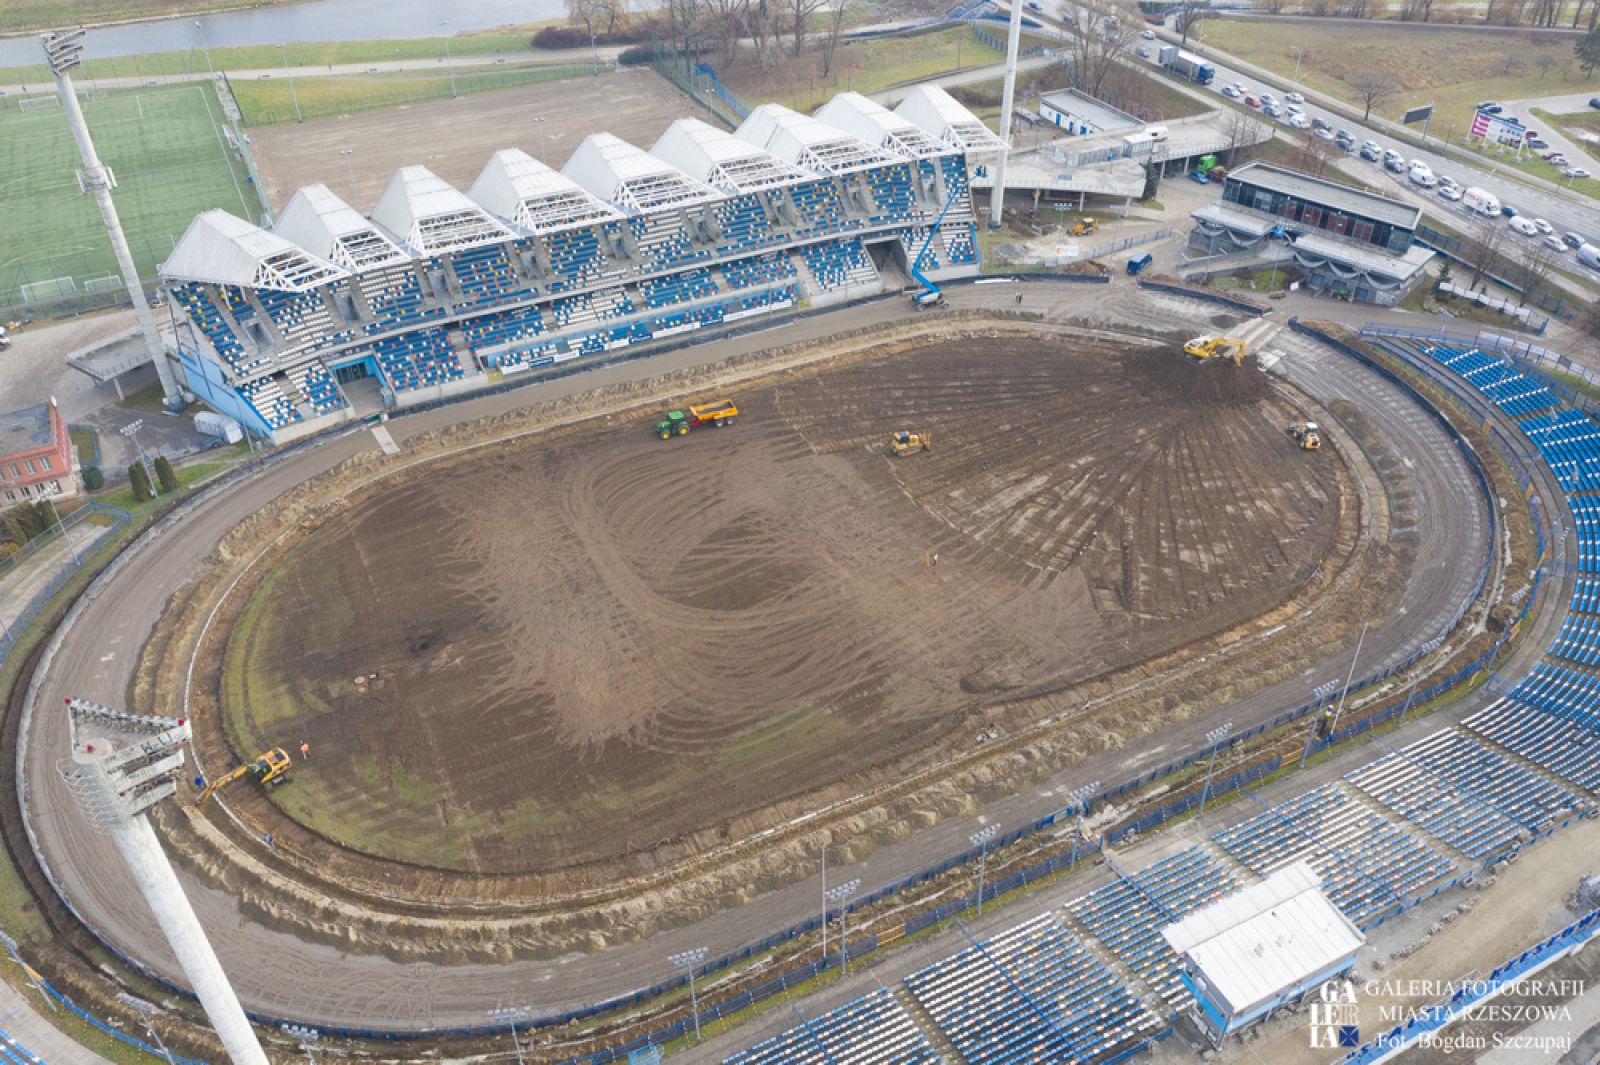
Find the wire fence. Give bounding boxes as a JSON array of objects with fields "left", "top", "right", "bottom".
[{"left": 0, "top": 501, "right": 132, "bottom": 668}]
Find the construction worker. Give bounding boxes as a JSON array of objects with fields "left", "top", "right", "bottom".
[
  {"left": 1015, "top": 290, "right": 1023, "bottom": 305},
  {"left": 299, "top": 741, "right": 310, "bottom": 760},
  {"left": 1317, "top": 705, "right": 1334, "bottom": 738}
]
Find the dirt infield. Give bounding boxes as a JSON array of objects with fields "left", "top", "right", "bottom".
[
  {"left": 221, "top": 332, "right": 1346, "bottom": 874},
  {"left": 249, "top": 67, "right": 692, "bottom": 213}
]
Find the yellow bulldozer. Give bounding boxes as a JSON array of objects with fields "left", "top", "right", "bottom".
[
  {"left": 1069, "top": 217, "right": 1098, "bottom": 237},
  {"left": 889, "top": 430, "right": 931, "bottom": 457},
  {"left": 1289, "top": 422, "right": 1322, "bottom": 450},
  {"left": 193, "top": 748, "right": 292, "bottom": 806},
  {"left": 1184, "top": 336, "right": 1247, "bottom": 366}
]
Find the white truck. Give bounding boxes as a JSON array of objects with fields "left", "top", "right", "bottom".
[
  {"left": 1579, "top": 243, "right": 1600, "bottom": 271},
  {"left": 1461, "top": 187, "right": 1501, "bottom": 217},
  {"left": 1407, "top": 162, "right": 1436, "bottom": 188}
]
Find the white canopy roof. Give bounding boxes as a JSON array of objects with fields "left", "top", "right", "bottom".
[
  {"left": 649, "top": 119, "right": 814, "bottom": 193},
  {"left": 371, "top": 166, "right": 515, "bottom": 255},
  {"left": 274, "top": 185, "right": 411, "bottom": 271},
  {"left": 468, "top": 149, "right": 623, "bottom": 234},
  {"left": 735, "top": 104, "right": 905, "bottom": 174},
  {"left": 563, "top": 132, "right": 718, "bottom": 213},
  {"left": 815, "top": 92, "right": 951, "bottom": 159},
  {"left": 1162, "top": 861, "right": 1365, "bottom": 1017},
  {"left": 161, "top": 209, "right": 345, "bottom": 291},
  {"left": 894, "top": 85, "right": 1006, "bottom": 154}
]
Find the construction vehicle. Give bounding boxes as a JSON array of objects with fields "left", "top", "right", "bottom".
[
  {"left": 909, "top": 185, "right": 962, "bottom": 310},
  {"left": 657, "top": 399, "right": 739, "bottom": 439},
  {"left": 193, "top": 748, "right": 291, "bottom": 806},
  {"left": 1183, "top": 336, "right": 1247, "bottom": 366},
  {"left": 1069, "top": 217, "right": 1098, "bottom": 237},
  {"left": 889, "top": 430, "right": 931, "bottom": 456},
  {"left": 1289, "top": 422, "right": 1322, "bottom": 450}
]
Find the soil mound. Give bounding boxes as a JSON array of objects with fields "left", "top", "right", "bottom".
[{"left": 1126, "top": 345, "right": 1270, "bottom": 409}]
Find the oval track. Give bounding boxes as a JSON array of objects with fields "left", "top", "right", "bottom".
[{"left": 14, "top": 295, "right": 1523, "bottom": 1030}]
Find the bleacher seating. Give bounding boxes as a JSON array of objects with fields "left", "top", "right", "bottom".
[
  {"left": 460, "top": 305, "right": 547, "bottom": 354},
  {"left": 359, "top": 265, "right": 428, "bottom": 328},
  {"left": 287, "top": 361, "right": 348, "bottom": 416},
  {"left": 724, "top": 987, "right": 938, "bottom": 1065},
  {"left": 629, "top": 213, "right": 709, "bottom": 273},
  {"left": 864, "top": 163, "right": 917, "bottom": 224},
  {"left": 368, "top": 330, "right": 461, "bottom": 392},
  {"left": 639, "top": 267, "right": 717, "bottom": 309},
  {"left": 1066, "top": 846, "right": 1237, "bottom": 1009},
  {"left": 904, "top": 913, "right": 1163, "bottom": 1065},
  {"left": 449, "top": 243, "right": 525, "bottom": 307},
  {"left": 1519, "top": 408, "right": 1600, "bottom": 495},
  {"left": 943, "top": 224, "right": 978, "bottom": 266},
  {"left": 788, "top": 180, "right": 850, "bottom": 236},
  {"left": 714, "top": 193, "right": 775, "bottom": 254},
  {"left": 1467, "top": 699, "right": 1600, "bottom": 793},
  {"left": 901, "top": 227, "right": 942, "bottom": 273},
  {"left": 0, "top": 1024, "right": 47, "bottom": 1065},
  {"left": 1210, "top": 782, "right": 1456, "bottom": 928},
  {"left": 800, "top": 238, "right": 877, "bottom": 293},
  {"left": 533, "top": 226, "right": 615, "bottom": 293},
  {"left": 1420, "top": 345, "right": 1559, "bottom": 420},
  {"left": 1498, "top": 661, "right": 1600, "bottom": 730},
  {"left": 721, "top": 253, "right": 796, "bottom": 290},
  {"left": 255, "top": 287, "right": 333, "bottom": 344},
  {"left": 237, "top": 376, "right": 301, "bottom": 430},
  {"left": 173, "top": 283, "right": 247, "bottom": 367}
]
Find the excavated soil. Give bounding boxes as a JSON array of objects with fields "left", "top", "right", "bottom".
[{"left": 223, "top": 333, "right": 1344, "bottom": 874}]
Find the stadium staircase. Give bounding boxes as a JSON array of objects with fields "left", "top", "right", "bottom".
[{"left": 892, "top": 986, "right": 959, "bottom": 1062}]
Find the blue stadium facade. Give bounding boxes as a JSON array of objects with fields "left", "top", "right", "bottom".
[{"left": 158, "top": 88, "right": 1001, "bottom": 442}]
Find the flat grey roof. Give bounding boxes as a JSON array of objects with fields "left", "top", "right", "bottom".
[
  {"left": 0, "top": 404, "right": 52, "bottom": 457},
  {"left": 1292, "top": 230, "right": 1434, "bottom": 281},
  {"left": 1039, "top": 89, "right": 1139, "bottom": 133},
  {"left": 1192, "top": 201, "right": 1275, "bottom": 237},
  {"left": 1228, "top": 162, "right": 1421, "bottom": 231}
]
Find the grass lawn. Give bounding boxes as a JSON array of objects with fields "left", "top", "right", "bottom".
[
  {"left": 1197, "top": 18, "right": 1589, "bottom": 130},
  {"left": 1533, "top": 107, "right": 1600, "bottom": 165},
  {"left": 719, "top": 26, "right": 1007, "bottom": 114},
  {"left": 0, "top": 81, "right": 260, "bottom": 312},
  {"left": 0, "top": 0, "right": 292, "bottom": 34},
  {"left": 67, "top": 427, "right": 99, "bottom": 469},
  {"left": 231, "top": 61, "right": 593, "bottom": 126},
  {"left": 1455, "top": 133, "right": 1600, "bottom": 200},
  {"left": 113, "top": 380, "right": 172, "bottom": 415},
  {"left": 94, "top": 444, "right": 250, "bottom": 511}
]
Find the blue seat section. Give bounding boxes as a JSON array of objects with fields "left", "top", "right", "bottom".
[
  {"left": 801, "top": 238, "right": 874, "bottom": 292},
  {"left": 639, "top": 267, "right": 718, "bottom": 309},
  {"left": 723, "top": 987, "right": 937, "bottom": 1065},
  {"left": 1210, "top": 782, "right": 1456, "bottom": 927},
  {"left": 1518, "top": 409, "right": 1600, "bottom": 495},
  {"left": 939, "top": 154, "right": 971, "bottom": 204},
  {"left": 254, "top": 287, "right": 333, "bottom": 343},
  {"left": 479, "top": 341, "right": 559, "bottom": 373},
  {"left": 289, "top": 361, "right": 348, "bottom": 416},
  {"left": 1065, "top": 846, "right": 1237, "bottom": 1009},
  {"left": 0, "top": 1024, "right": 46, "bottom": 1064},
  {"left": 1501, "top": 661, "right": 1600, "bottom": 730},
  {"left": 789, "top": 180, "right": 850, "bottom": 236},
  {"left": 1467, "top": 699, "right": 1600, "bottom": 793},
  {"left": 173, "top": 283, "right": 247, "bottom": 368},
  {"left": 1547, "top": 608, "right": 1600, "bottom": 667},
  {"left": 369, "top": 330, "right": 461, "bottom": 392},
  {"left": 1571, "top": 576, "right": 1600, "bottom": 615},
  {"left": 630, "top": 214, "right": 712, "bottom": 273},
  {"left": 218, "top": 284, "right": 256, "bottom": 322},
  {"left": 945, "top": 224, "right": 978, "bottom": 265},
  {"left": 901, "top": 227, "right": 943, "bottom": 273},
  {"left": 1571, "top": 496, "right": 1600, "bottom": 573},
  {"left": 864, "top": 163, "right": 917, "bottom": 224},
  {"left": 1345, "top": 732, "right": 1531, "bottom": 861},
  {"left": 460, "top": 304, "right": 547, "bottom": 354},
  {"left": 530, "top": 227, "right": 612, "bottom": 294},
  {"left": 449, "top": 243, "right": 524, "bottom": 307},
  {"left": 903, "top": 913, "right": 1163, "bottom": 1065},
  {"left": 237, "top": 376, "right": 301, "bottom": 429},
  {"left": 714, "top": 193, "right": 775, "bottom": 254},
  {"left": 1420, "top": 345, "right": 1558, "bottom": 419},
  {"left": 721, "top": 252, "right": 796, "bottom": 289},
  {"left": 359, "top": 265, "right": 433, "bottom": 330}
]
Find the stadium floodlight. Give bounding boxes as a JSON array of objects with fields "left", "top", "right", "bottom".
[
  {"left": 486, "top": 1006, "right": 531, "bottom": 1064},
  {"left": 338, "top": 148, "right": 361, "bottom": 211},
  {"left": 41, "top": 29, "right": 85, "bottom": 74},
  {"left": 439, "top": 21, "right": 458, "bottom": 98},
  {"left": 1198, "top": 722, "right": 1234, "bottom": 817},
  {"left": 824, "top": 879, "right": 861, "bottom": 973},
  {"left": 280, "top": 1022, "right": 320, "bottom": 1064},
  {"left": 194, "top": 21, "right": 214, "bottom": 76},
  {"left": 277, "top": 45, "right": 302, "bottom": 123},
  {"left": 532, "top": 116, "right": 547, "bottom": 164},
  {"left": 969, "top": 824, "right": 1000, "bottom": 916},
  {"left": 1063, "top": 781, "right": 1100, "bottom": 871},
  {"left": 1301, "top": 620, "right": 1370, "bottom": 768},
  {"left": 668, "top": 947, "right": 709, "bottom": 1042},
  {"left": 119, "top": 993, "right": 177, "bottom": 1065}
]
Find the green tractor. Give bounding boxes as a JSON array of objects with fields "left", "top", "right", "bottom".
[{"left": 657, "top": 411, "right": 690, "bottom": 439}]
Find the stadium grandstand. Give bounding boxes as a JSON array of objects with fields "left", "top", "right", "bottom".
[{"left": 159, "top": 86, "right": 997, "bottom": 442}]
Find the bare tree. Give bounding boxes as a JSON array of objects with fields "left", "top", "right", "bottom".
[
  {"left": 1518, "top": 240, "right": 1559, "bottom": 306},
  {"left": 1223, "top": 110, "right": 1257, "bottom": 166},
  {"left": 1501, "top": 52, "right": 1529, "bottom": 75},
  {"left": 1062, "top": 0, "right": 1141, "bottom": 98},
  {"left": 1349, "top": 70, "right": 1400, "bottom": 120},
  {"left": 1291, "top": 129, "right": 1335, "bottom": 176},
  {"left": 785, "top": 0, "right": 827, "bottom": 57},
  {"left": 1467, "top": 212, "right": 1508, "bottom": 289},
  {"left": 1400, "top": 0, "right": 1435, "bottom": 20},
  {"left": 1534, "top": 50, "right": 1560, "bottom": 78},
  {"left": 819, "top": 0, "right": 850, "bottom": 76}
]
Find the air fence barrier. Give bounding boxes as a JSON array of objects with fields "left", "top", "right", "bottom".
[
  {"left": 1338, "top": 907, "right": 1600, "bottom": 1065},
  {"left": 0, "top": 502, "right": 131, "bottom": 668},
  {"left": 10, "top": 318, "right": 1546, "bottom": 1063}
]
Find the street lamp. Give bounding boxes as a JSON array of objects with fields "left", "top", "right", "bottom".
[
  {"left": 194, "top": 21, "right": 214, "bottom": 77},
  {"left": 486, "top": 1005, "right": 531, "bottom": 1064},
  {"left": 439, "top": 22, "right": 458, "bottom": 98},
  {"left": 825, "top": 879, "right": 861, "bottom": 973},
  {"left": 969, "top": 824, "right": 1000, "bottom": 916},
  {"left": 1300, "top": 621, "right": 1370, "bottom": 768},
  {"left": 532, "top": 116, "right": 547, "bottom": 164},
  {"left": 118, "top": 994, "right": 176, "bottom": 1065},
  {"left": 119, "top": 419, "right": 151, "bottom": 480},
  {"left": 277, "top": 44, "right": 302, "bottom": 123},
  {"left": 1198, "top": 722, "right": 1233, "bottom": 816},
  {"left": 1065, "top": 780, "right": 1099, "bottom": 870},
  {"left": 668, "top": 947, "right": 708, "bottom": 1042},
  {"left": 279, "top": 1023, "right": 319, "bottom": 1064},
  {"left": 339, "top": 148, "right": 360, "bottom": 211}
]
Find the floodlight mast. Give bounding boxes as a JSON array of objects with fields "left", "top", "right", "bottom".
[
  {"left": 62, "top": 698, "right": 269, "bottom": 1065},
  {"left": 40, "top": 29, "right": 182, "bottom": 413}
]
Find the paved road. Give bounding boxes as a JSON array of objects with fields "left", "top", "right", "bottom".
[
  {"left": 0, "top": 979, "right": 113, "bottom": 1065},
  {"left": 12, "top": 282, "right": 1526, "bottom": 1039},
  {"left": 1501, "top": 91, "right": 1600, "bottom": 175}
]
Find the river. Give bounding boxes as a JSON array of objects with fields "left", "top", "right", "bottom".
[{"left": 0, "top": 0, "right": 564, "bottom": 68}]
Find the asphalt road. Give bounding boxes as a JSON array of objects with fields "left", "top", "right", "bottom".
[{"left": 12, "top": 285, "right": 1536, "bottom": 1033}]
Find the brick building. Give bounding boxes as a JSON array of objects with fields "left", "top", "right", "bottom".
[{"left": 0, "top": 399, "right": 79, "bottom": 511}]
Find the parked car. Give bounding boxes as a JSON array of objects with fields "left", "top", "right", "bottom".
[
  {"left": 1532, "top": 217, "right": 1554, "bottom": 235},
  {"left": 1564, "top": 167, "right": 1592, "bottom": 179},
  {"left": 1545, "top": 235, "right": 1568, "bottom": 252},
  {"left": 1528, "top": 138, "right": 1549, "bottom": 150},
  {"left": 1563, "top": 232, "right": 1586, "bottom": 249},
  {"left": 1477, "top": 101, "right": 1503, "bottom": 113},
  {"left": 1188, "top": 169, "right": 1211, "bottom": 184},
  {"left": 1437, "top": 184, "right": 1463, "bottom": 201},
  {"left": 1141, "top": 28, "right": 1155, "bottom": 38},
  {"left": 1137, "top": 47, "right": 1150, "bottom": 57},
  {"left": 1509, "top": 216, "right": 1539, "bottom": 237},
  {"left": 1244, "top": 95, "right": 1261, "bottom": 108},
  {"left": 1360, "top": 145, "right": 1382, "bottom": 161},
  {"left": 1546, "top": 155, "right": 1570, "bottom": 168}
]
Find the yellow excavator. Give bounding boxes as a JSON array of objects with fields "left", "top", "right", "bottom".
[
  {"left": 1069, "top": 217, "right": 1098, "bottom": 237},
  {"left": 889, "top": 430, "right": 931, "bottom": 456},
  {"left": 1184, "top": 336, "right": 1247, "bottom": 366},
  {"left": 1289, "top": 422, "right": 1322, "bottom": 450},
  {"left": 193, "top": 748, "right": 292, "bottom": 806}
]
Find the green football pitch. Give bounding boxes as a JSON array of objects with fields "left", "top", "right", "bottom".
[{"left": 0, "top": 82, "right": 264, "bottom": 313}]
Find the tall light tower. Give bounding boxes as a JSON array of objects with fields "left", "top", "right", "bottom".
[
  {"left": 59, "top": 698, "right": 270, "bottom": 1065},
  {"left": 986, "top": 0, "right": 1026, "bottom": 228},
  {"left": 41, "top": 29, "right": 182, "bottom": 412}
]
